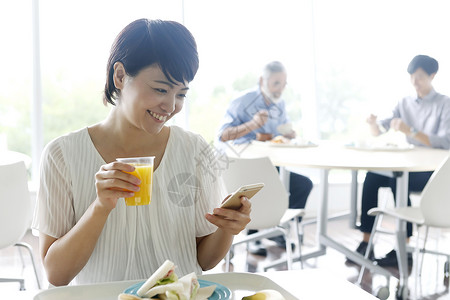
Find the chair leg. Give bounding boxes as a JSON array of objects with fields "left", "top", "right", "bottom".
[
  {"left": 224, "top": 249, "right": 231, "bottom": 272},
  {"left": 357, "top": 213, "right": 381, "bottom": 285},
  {"left": 0, "top": 278, "right": 25, "bottom": 291},
  {"left": 15, "top": 242, "right": 41, "bottom": 289},
  {"left": 413, "top": 224, "right": 421, "bottom": 300},
  {"left": 284, "top": 228, "right": 293, "bottom": 270},
  {"left": 445, "top": 257, "right": 450, "bottom": 278},
  {"left": 293, "top": 217, "right": 304, "bottom": 269},
  {"left": 419, "top": 226, "right": 429, "bottom": 280},
  {"left": 16, "top": 245, "right": 25, "bottom": 270}
]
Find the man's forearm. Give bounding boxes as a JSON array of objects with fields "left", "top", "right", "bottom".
[
  {"left": 410, "top": 131, "right": 431, "bottom": 147},
  {"left": 220, "top": 121, "right": 258, "bottom": 142}
]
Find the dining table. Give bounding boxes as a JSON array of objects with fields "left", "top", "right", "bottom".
[
  {"left": 223, "top": 140, "right": 449, "bottom": 299},
  {"left": 20, "top": 268, "right": 378, "bottom": 299}
]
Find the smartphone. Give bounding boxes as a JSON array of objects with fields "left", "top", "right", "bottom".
[{"left": 220, "top": 183, "right": 265, "bottom": 210}]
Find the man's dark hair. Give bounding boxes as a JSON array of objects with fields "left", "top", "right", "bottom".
[{"left": 407, "top": 55, "right": 439, "bottom": 75}]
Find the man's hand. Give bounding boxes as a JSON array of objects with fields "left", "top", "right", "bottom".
[
  {"left": 366, "top": 114, "right": 377, "bottom": 125},
  {"left": 366, "top": 114, "right": 382, "bottom": 136},
  {"left": 283, "top": 130, "right": 296, "bottom": 139},
  {"left": 251, "top": 110, "right": 269, "bottom": 129},
  {"left": 390, "top": 118, "right": 410, "bottom": 134}
]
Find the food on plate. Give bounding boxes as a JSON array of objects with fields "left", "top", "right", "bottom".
[
  {"left": 276, "top": 123, "right": 293, "bottom": 136},
  {"left": 137, "top": 260, "right": 178, "bottom": 297},
  {"left": 118, "top": 294, "right": 143, "bottom": 300},
  {"left": 242, "top": 289, "right": 286, "bottom": 300},
  {"left": 195, "top": 285, "right": 216, "bottom": 299},
  {"left": 124, "top": 260, "right": 215, "bottom": 300},
  {"left": 144, "top": 272, "right": 199, "bottom": 299},
  {"left": 270, "top": 135, "right": 290, "bottom": 144}
]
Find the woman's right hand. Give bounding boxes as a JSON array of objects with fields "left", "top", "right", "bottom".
[{"left": 94, "top": 161, "right": 141, "bottom": 212}]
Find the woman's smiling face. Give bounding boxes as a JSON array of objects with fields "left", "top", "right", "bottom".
[{"left": 115, "top": 63, "right": 189, "bottom": 134}]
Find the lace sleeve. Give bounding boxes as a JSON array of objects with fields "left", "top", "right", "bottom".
[
  {"left": 32, "top": 138, "right": 75, "bottom": 238},
  {"left": 194, "top": 136, "right": 227, "bottom": 237}
]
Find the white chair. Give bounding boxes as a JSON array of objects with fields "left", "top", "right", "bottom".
[
  {"left": 222, "top": 156, "right": 304, "bottom": 271},
  {"left": 361, "top": 155, "right": 450, "bottom": 299},
  {"left": 0, "top": 161, "right": 41, "bottom": 290}
]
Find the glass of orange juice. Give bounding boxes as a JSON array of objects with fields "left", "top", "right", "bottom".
[{"left": 116, "top": 156, "right": 154, "bottom": 206}]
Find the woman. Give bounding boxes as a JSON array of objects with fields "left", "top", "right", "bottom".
[{"left": 32, "top": 19, "right": 251, "bottom": 286}]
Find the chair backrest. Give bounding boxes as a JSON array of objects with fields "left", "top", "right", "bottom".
[
  {"left": 221, "top": 156, "right": 289, "bottom": 229},
  {"left": 420, "top": 154, "right": 450, "bottom": 227},
  {"left": 0, "top": 161, "right": 32, "bottom": 248}
]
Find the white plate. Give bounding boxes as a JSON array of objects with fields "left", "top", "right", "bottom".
[
  {"left": 200, "top": 273, "right": 298, "bottom": 300},
  {"left": 33, "top": 273, "right": 297, "bottom": 300},
  {"left": 33, "top": 280, "right": 142, "bottom": 300},
  {"left": 345, "top": 144, "right": 414, "bottom": 152}
]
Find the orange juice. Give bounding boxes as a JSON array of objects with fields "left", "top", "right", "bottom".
[{"left": 124, "top": 164, "right": 153, "bottom": 206}]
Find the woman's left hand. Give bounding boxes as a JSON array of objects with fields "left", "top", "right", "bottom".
[{"left": 206, "top": 196, "right": 251, "bottom": 235}]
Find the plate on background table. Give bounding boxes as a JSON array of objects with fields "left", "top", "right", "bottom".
[
  {"left": 123, "top": 279, "right": 231, "bottom": 300},
  {"left": 253, "top": 140, "right": 317, "bottom": 148}
]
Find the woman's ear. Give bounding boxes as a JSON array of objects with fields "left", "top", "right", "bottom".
[{"left": 113, "top": 62, "right": 126, "bottom": 90}]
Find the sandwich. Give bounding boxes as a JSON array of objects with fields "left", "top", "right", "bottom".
[
  {"left": 143, "top": 272, "right": 200, "bottom": 300},
  {"left": 129, "top": 260, "right": 215, "bottom": 300},
  {"left": 136, "top": 260, "right": 178, "bottom": 297}
]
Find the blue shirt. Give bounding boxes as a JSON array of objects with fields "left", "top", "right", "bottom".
[
  {"left": 379, "top": 89, "right": 450, "bottom": 149},
  {"left": 217, "top": 87, "right": 290, "bottom": 144}
]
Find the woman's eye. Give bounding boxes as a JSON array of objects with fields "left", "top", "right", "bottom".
[
  {"left": 177, "top": 94, "right": 187, "bottom": 99},
  {"left": 154, "top": 88, "right": 167, "bottom": 94}
]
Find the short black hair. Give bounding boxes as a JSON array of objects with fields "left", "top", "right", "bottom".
[
  {"left": 103, "top": 19, "right": 199, "bottom": 105},
  {"left": 407, "top": 55, "right": 439, "bottom": 75}
]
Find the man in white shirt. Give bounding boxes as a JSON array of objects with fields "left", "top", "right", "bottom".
[{"left": 352, "top": 55, "right": 450, "bottom": 267}]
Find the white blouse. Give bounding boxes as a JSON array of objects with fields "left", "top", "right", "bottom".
[{"left": 32, "top": 126, "right": 225, "bottom": 285}]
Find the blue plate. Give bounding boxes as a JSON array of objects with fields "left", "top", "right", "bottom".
[{"left": 124, "top": 279, "right": 231, "bottom": 299}]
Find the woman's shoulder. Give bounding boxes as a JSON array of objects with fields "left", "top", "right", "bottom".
[
  {"left": 170, "top": 125, "right": 205, "bottom": 141},
  {"left": 169, "top": 126, "right": 210, "bottom": 151},
  {"left": 43, "top": 127, "right": 90, "bottom": 156}
]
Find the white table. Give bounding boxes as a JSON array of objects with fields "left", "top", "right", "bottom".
[
  {"left": 225, "top": 141, "right": 449, "bottom": 298},
  {"left": 27, "top": 269, "right": 376, "bottom": 299}
]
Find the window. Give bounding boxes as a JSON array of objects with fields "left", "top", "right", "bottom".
[
  {"left": 0, "top": 2, "right": 32, "bottom": 153},
  {"left": 3, "top": 0, "right": 450, "bottom": 183},
  {"left": 186, "top": 0, "right": 313, "bottom": 143}
]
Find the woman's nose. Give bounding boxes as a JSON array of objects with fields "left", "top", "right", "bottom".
[{"left": 161, "top": 95, "right": 176, "bottom": 113}]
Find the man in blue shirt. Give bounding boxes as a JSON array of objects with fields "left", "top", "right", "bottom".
[
  {"left": 218, "top": 61, "right": 313, "bottom": 256},
  {"left": 218, "top": 64, "right": 294, "bottom": 144},
  {"left": 353, "top": 55, "right": 450, "bottom": 267}
]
